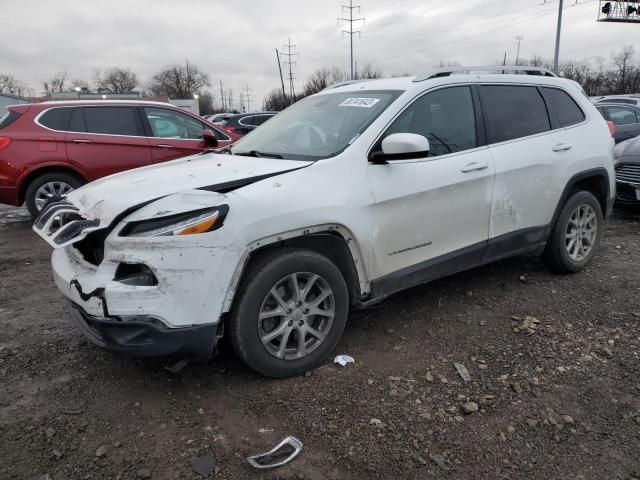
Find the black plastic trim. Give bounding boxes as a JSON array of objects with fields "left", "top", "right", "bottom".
[
  {"left": 68, "top": 302, "right": 216, "bottom": 359},
  {"left": 550, "top": 168, "right": 612, "bottom": 224},
  {"left": 198, "top": 169, "right": 304, "bottom": 193},
  {"left": 369, "top": 225, "right": 549, "bottom": 302}
]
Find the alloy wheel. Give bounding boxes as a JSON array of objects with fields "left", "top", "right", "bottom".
[
  {"left": 34, "top": 181, "right": 74, "bottom": 211},
  {"left": 258, "top": 272, "right": 335, "bottom": 361},
  {"left": 565, "top": 203, "right": 598, "bottom": 261}
]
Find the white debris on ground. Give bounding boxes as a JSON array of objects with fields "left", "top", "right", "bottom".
[{"left": 334, "top": 354, "right": 355, "bottom": 367}]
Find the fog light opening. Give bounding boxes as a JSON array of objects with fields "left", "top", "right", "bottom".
[{"left": 114, "top": 263, "right": 158, "bottom": 286}]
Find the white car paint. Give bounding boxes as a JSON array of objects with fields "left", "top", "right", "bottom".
[{"left": 34, "top": 70, "right": 615, "bottom": 337}]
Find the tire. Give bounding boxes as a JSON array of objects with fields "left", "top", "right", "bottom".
[
  {"left": 24, "top": 172, "right": 84, "bottom": 219},
  {"left": 543, "top": 190, "right": 603, "bottom": 274},
  {"left": 230, "top": 248, "right": 349, "bottom": 378}
]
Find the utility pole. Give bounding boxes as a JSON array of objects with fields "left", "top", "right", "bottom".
[
  {"left": 338, "top": 0, "right": 365, "bottom": 80},
  {"left": 281, "top": 37, "right": 298, "bottom": 100},
  {"left": 553, "top": 0, "right": 564, "bottom": 74},
  {"left": 244, "top": 84, "right": 253, "bottom": 113},
  {"left": 219, "top": 80, "right": 225, "bottom": 111},
  {"left": 515, "top": 35, "right": 524, "bottom": 65},
  {"left": 275, "top": 48, "right": 287, "bottom": 103}
]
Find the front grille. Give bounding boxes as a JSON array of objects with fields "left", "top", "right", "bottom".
[{"left": 616, "top": 163, "right": 640, "bottom": 185}]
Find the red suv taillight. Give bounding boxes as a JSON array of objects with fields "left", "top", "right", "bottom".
[
  {"left": 0, "top": 137, "right": 11, "bottom": 151},
  {"left": 607, "top": 121, "right": 616, "bottom": 138}
]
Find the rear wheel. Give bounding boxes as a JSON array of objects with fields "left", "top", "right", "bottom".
[
  {"left": 230, "top": 248, "right": 349, "bottom": 378},
  {"left": 543, "top": 191, "right": 603, "bottom": 273},
  {"left": 24, "top": 172, "right": 83, "bottom": 219}
]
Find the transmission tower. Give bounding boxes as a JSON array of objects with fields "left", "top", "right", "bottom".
[
  {"left": 338, "top": 0, "right": 365, "bottom": 80},
  {"left": 515, "top": 35, "right": 524, "bottom": 65},
  {"left": 244, "top": 84, "right": 254, "bottom": 112},
  {"left": 281, "top": 37, "right": 298, "bottom": 100}
]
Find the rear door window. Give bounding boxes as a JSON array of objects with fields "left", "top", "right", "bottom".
[
  {"left": 606, "top": 106, "right": 639, "bottom": 125},
  {"left": 39, "top": 108, "right": 71, "bottom": 131},
  {"left": 480, "top": 85, "right": 551, "bottom": 143},
  {"left": 83, "top": 107, "right": 143, "bottom": 136},
  {"left": 542, "top": 87, "right": 585, "bottom": 127}
]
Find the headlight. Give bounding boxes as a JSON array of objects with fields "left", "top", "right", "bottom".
[{"left": 121, "top": 205, "right": 229, "bottom": 237}]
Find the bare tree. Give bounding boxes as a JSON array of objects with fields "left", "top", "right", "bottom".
[
  {"left": 356, "top": 63, "right": 383, "bottom": 80},
  {"left": 43, "top": 71, "right": 68, "bottom": 95},
  {"left": 148, "top": 61, "right": 209, "bottom": 98},
  {"left": 95, "top": 67, "right": 138, "bottom": 93},
  {"left": 0, "top": 74, "right": 29, "bottom": 97},
  {"left": 197, "top": 91, "right": 214, "bottom": 115},
  {"left": 264, "top": 88, "right": 289, "bottom": 111},
  {"left": 302, "top": 67, "right": 348, "bottom": 97}
]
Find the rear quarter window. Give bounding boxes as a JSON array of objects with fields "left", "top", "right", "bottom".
[
  {"left": 0, "top": 110, "right": 22, "bottom": 130},
  {"left": 480, "top": 85, "right": 551, "bottom": 143},
  {"left": 542, "top": 87, "right": 586, "bottom": 127},
  {"left": 39, "top": 108, "right": 71, "bottom": 131}
]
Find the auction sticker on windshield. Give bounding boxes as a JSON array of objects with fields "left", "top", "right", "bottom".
[{"left": 339, "top": 97, "right": 381, "bottom": 108}]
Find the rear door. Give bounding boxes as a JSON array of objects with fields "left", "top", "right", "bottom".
[
  {"left": 64, "top": 106, "right": 153, "bottom": 181},
  {"left": 603, "top": 105, "right": 640, "bottom": 143},
  {"left": 479, "top": 84, "right": 575, "bottom": 256},
  {"left": 141, "top": 107, "right": 233, "bottom": 163}
]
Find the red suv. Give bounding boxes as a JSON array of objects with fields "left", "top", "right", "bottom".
[{"left": 0, "top": 100, "right": 240, "bottom": 218}]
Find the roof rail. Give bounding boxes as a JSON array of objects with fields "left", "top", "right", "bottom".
[
  {"left": 414, "top": 65, "right": 557, "bottom": 82},
  {"left": 323, "top": 79, "right": 367, "bottom": 90}
]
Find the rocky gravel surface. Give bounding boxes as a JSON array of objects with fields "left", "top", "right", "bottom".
[{"left": 1, "top": 205, "right": 639, "bottom": 479}]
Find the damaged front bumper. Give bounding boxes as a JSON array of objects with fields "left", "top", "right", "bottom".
[
  {"left": 68, "top": 302, "right": 218, "bottom": 359},
  {"left": 49, "top": 225, "right": 243, "bottom": 359}
]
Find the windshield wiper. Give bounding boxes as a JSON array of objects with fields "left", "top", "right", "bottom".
[{"left": 233, "top": 150, "right": 284, "bottom": 159}]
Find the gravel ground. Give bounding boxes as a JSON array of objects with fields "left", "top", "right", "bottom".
[{"left": 1, "top": 204, "right": 639, "bottom": 480}]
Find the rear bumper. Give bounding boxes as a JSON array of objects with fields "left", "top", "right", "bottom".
[
  {"left": 68, "top": 302, "right": 218, "bottom": 359},
  {"left": 0, "top": 186, "right": 19, "bottom": 206}
]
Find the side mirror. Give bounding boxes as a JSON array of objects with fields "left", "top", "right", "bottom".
[
  {"left": 370, "top": 133, "right": 430, "bottom": 164},
  {"left": 202, "top": 129, "right": 219, "bottom": 147}
]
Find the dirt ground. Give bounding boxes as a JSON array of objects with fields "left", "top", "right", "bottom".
[{"left": 1, "top": 203, "right": 639, "bottom": 480}]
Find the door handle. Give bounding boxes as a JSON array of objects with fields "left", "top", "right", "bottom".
[
  {"left": 72, "top": 139, "right": 91, "bottom": 144},
  {"left": 460, "top": 161, "right": 489, "bottom": 173},
  {"left": 156, "top": 144, "right": 173, "bottom": 149},
  {"left": 552, "top": 143, "right": 573, "bottom": 152}
]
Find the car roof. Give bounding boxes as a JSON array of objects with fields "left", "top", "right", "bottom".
[
  {"left": 319, "top": 66, "right": 581, "bottom": 97},
  {"left": 33, "top": 99, "right": 177, "bottom": 108}
]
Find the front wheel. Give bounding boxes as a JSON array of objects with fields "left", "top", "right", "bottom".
[
  {"left": 230, "top": 248, "right": 349, "bottom": 378},
  {"left": 543, "top": 191, "right": 603, "bottom": 274}
]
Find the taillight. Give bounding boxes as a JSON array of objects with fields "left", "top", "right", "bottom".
[
  {"left": 0, "top": 137, "right": 11, "bottom": 151},
  {"left": 224, "top": 127, "right": 236, "bottom": 133},
  {"left": 607, "top": 121, "right": 616, "bottom": 137}
]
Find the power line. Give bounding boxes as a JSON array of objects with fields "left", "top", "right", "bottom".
[
  {"left": 281, "top": 37, "right": 298, "bottom": 100},
  {"left": 338, "top": 0, "right": 365, "bottom": 80}
]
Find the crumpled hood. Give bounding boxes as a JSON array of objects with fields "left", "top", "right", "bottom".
[{"left": 67, "top": 152, "right": 312, "bottom": 226}]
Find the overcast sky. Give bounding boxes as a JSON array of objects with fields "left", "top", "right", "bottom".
[{"left": 1, "top": 0, "right": 638, "bottom": 109}]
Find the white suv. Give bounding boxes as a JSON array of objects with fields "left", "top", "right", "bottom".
[{"left": 34, "top": 66, "right": 615, "bottom": 377}]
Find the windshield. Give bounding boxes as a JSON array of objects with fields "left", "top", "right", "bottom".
[{"left": 231, "top": 90, "right": 403, "bottom": 160}]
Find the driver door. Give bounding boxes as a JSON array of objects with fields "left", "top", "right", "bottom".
[{"left": 366, "top": 85, "right": 495, "bottom": 285}]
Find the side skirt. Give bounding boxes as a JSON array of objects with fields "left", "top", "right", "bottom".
[{"left": 367, "top": 225, "right": 548, "bottom": 304}]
